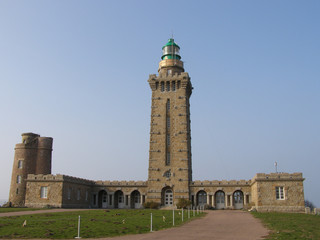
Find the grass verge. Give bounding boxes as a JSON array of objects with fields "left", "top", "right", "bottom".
[
  {"left": 0, "top": 209, "right": 205, "bottom": 239},
  {"left": 0, "top": 208, "right": 42, "bottom": 213},
  {"left": 252, "top": 212, "right": 320, "bottom": 240}
]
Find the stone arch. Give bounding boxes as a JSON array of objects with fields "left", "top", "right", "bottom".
[
  {"left": 196, "top": 190, "right": 207, "bottom": 206},
  {"left": 215, "top": 190, "right": 225, "bottom": 209},
  {"left": 161, "top": 186, "right": 173, "bottom": 207},
  {"left": 233, "top": 190, "right": 244, "bottom": 209},
  {"left": 130, "top": 190, "right": 141, "bottom": 209},
  {"left": 98, "top": 190, "right": 108, "bottom": 209},
  {"left": 114, "top": 190, "right": 124, "bottom": 209}
]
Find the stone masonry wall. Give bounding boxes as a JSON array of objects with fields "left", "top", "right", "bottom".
[{"left": 251, "top": 173, "right": 305, "bottom": 212}]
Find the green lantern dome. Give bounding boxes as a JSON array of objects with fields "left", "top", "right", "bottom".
[{"left": 161, "top": 38, "right": 181, "bottom": 60}]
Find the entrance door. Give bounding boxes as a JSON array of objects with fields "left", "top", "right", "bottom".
[
  {"left": 165, "top": 189, "right": 173, "bottom": 206},
  {"left": 131, "top": 190, "right": 141, "bottom": 209},
  {"left": 233, "top": 191, "right": 244, "bottom": 209},
  {"left": 102, "top": 192, "right": 108, "bottom": 208},
  {"left": 197, "top": 191, "right": 207, "bottom": 206},
  {"left": 215, "top": 191, "right": 225, "bottom": 209}
]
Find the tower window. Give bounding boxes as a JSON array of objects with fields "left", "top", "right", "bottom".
[
  {"left": 166, "top": 99, "right": 170, "bottom": 111},
  {"left": 164, "top": 170, "right": 171, "bottom": 178},
  {"left": 172, "top": 81, "right": 176, "bottom": 91},
  {"left": 167, "top": 134, "right": 170, "bottom": 146},
  {"left": 16, "top": 188, "right": 19, "bottom": 195},
  {"left": 40, "top": 186, "right": 48, "bottom": 199},
  {"left": 161, "top": 82, "right": 164, "bottom": 92},
  {"left": 166, "top": 153, "right": 171, "bottom": 165},
  {"left": 166, "top": 82, "right": 170, "bottom": 91},
  {"left": 167, "top": 117, "right": 170, "bottom": 129},
  {"left": 18, "top": 160, "right": 23, "bottom": 169},
  {"left": 156, "top": 82, "right": 159, "bottom": 90},
  {"left": 177, "top": 81, "right": 181, "bottom": 89},
  {"left": 16, "top": 175, "right": 21, "bottom": 184},
  {"left": 276, "top": 186, "right": 285, "bottom": 200}
]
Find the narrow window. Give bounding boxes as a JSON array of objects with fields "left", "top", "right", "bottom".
[
  {"left": 166, "top": 153, "right": 171, "bottom": 165},
  {"left": 172, "top": 81, "right": 176, "bottom": 91},
  {"left": 16, "top": 188, "right": 19, "bottom": 195},
  {"left": 166, "top": 81, "right": 170, "bottom": 91},
  {"left": 85, "top": 191, "right": 89, "bottom": 201},
  {"left": 161, "top": 82, "right": 164, "bottom": 92},
  {"left": 276, "top": 186, "right": 285, "bottom": 200},
  {"left": 77, "top": 189, "right": 81, "bottom": 200},
  {"left": 18, "top": 160, "right": 23, "bottom": 169},
  {"left": 177, "top": 80, "right": 181, "bottom": 89},
  {"left": 67, "top": 187, "right": 72, "bottom": 200},
  {"left": 166, "top": 99, "right": 171, "bottom": 165},
  {"left": 16, "top": 175, "right": 21, "bottom": 184},
  {"left": 156, "top": 81, "right": 159, "bottom": 90},
  {"left": 40, "top": 186, "right": 48, "bottom": 199}
]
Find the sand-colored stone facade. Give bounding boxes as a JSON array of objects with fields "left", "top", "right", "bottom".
[{"left": 9, "top": 39, "right": 305, "bottom": 212}]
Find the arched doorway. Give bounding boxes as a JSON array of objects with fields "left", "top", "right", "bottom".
[
  {"left": 215, "top": 191, "right": 225, "bottom": 209},
  {"left": 162, "top": 187, "right": 173, "bottom": 207},
  {"left": 98, "top": 190, "right": 108, "bottom": 208},
  {"left": 130, "top": 190, "right": 141, "bottom": 209},
  {"left": 233, "top": 190, "right": 244, "bottom": 209},
  {"left": 114, "top": 190, "right": 124, "bottom": 209},
  {"left": 197, "top": 190, "right": 207, "bottom": 206}
]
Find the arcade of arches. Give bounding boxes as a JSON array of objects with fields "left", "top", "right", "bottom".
[{"left": 94, "top": 187, "right": 249, "bottom": 210}]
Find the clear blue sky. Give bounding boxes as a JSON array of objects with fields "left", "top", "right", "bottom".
[{"left": 0, "top": 1, "right": 319, "bottom": 207}]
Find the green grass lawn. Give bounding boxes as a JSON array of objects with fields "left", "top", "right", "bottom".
[
  {"left": 252, "top": 212, "right": 320, "bottom": 240},
  {"left": 0, "top": 208, "right": 42, "bottom": 213},
  {"left": 0, "top": 209, "right": 205, "bottom": 239}
]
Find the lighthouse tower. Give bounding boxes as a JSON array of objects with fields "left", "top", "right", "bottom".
[{"left": 147, "top": 39, "right": 193, "bottom": 206}]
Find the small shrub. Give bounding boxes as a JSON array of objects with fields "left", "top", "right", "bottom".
[
  {"left": 143, "top": 201, "right": 160, "bottom": 209},
  {"left": 176, "top": 198, "right": 191, "bottom": 209}
]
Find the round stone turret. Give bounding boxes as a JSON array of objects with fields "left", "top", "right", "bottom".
[
  {"left": 9, "top": 133, "right": 53, "bottom": 207},
  {"left": 158, "top": 38, "right": 184, "bottom": 74}
]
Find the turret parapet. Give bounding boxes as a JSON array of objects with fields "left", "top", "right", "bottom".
[
  {"left": 95, "top": 180, "right": 147, "bottom": 187},
  {"left": 252, "top": 172, "right": 304, "bottom": 182},
  {"left": 191, "top": 179, "right": 251, "bottom": 186}
]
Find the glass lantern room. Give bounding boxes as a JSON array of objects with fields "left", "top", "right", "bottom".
[{"left": 161, "top": 38, "right": 181, "bottom": 60}]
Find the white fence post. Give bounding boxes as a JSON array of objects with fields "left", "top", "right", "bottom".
[
  {"left": 173, "top": 207, "right": 175, "bottom": 226},
  {"left": 75, "top": 215, "right": 81, "bottom": 239},
  {"left": 182, "top": 207, "right": 184, "bottom": 222}
]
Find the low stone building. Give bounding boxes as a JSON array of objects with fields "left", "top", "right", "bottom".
[{"left": 8, "top": 39, "right": 305, "bottom": 212}]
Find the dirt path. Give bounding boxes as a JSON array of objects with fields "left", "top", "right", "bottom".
[
  {"left": 0, "top": 209, "right": 269, "bottom": 240},
  {"left": 91, "top": 210, "right": 269, "bottom": 240}
]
